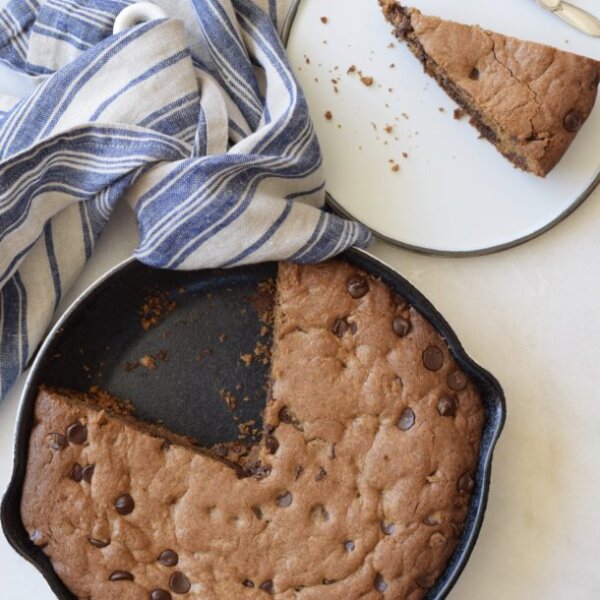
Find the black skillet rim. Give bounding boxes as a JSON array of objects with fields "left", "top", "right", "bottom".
[{"left": 1, "top": 247, "right": 506, "bottom": 599}]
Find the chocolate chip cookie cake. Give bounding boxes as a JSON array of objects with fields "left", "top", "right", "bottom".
[
  {"left": 21, "top": 260, "right": 485, "bottom": 599},
  {"left": 381, "top": 1, "right": 600, "bottom": 177}
]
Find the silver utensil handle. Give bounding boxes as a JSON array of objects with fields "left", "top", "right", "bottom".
[{"left": 555, "top": 1, "right": 600, "bottom": 37}]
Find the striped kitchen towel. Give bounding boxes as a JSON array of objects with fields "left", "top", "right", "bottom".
[{"left": 0, "top": 0, "right": 371, "bottom": 400}]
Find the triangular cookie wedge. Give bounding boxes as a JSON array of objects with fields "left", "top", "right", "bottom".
[{"left": 381, "top": 1, "right": 600, "bottom": 177}]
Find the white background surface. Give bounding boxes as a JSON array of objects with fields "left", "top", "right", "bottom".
[
  {"left": 287, "top": 0, "right": 600, "bottom": 253},
  {"left": 1, "top": 0, "right": 600, "bottom": 599}
]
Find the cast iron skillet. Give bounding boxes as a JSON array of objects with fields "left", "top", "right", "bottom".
[{"left": 1, "top": 248, "right": 506, "bottom": 599}]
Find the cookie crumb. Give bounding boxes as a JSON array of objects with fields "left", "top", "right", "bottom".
[
  {"left": 360, "top": 75, "right": 374, "bottom": 87},
  {"left": 139, "top": 292, "right": 176, "bottom": 331},
  {"left": 320, "top": 16, "right": 328, "bottom": 24},
  {"left": 220, "top": 389, "right": 237, "bottom": 412},
  {"left": 384, "top": 125, "right": 394, "bottom": 134},
  {"left": 254, "top": 341, "right": 271, "bottom": 366},
  {"left": 347, "top": 64, "right": 356, "bottom": 74},
  {"left": 324, "top": 110, "right": 333, "bottom": 120},
  {"left": 238, "top": 420, "right": 256, "bottom": 439},
  {"left": 438, "top": 107, "right": 445, "bottom": 113},
  {"left": 453, "top": 108, "right": 466, "bottom": 120},
  {"left": 139, "top": 355, "right": 156, "bottom": 370}
]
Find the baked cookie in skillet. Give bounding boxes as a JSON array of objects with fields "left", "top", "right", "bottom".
[{"left": 22, "top": 260, "right": 484, "bottom": 599}]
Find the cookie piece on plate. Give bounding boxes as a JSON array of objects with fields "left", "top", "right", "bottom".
[{"left": 381, "top": 0, "right": 600, "bottom": 176}]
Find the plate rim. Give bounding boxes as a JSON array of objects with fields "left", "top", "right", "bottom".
[{"left": 283, "top": 0, "right": 600, "bottom": 257}]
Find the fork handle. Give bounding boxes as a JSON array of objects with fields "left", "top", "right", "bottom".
[{"left": 554, "top": 1, "right": 600, "bottom": 37}]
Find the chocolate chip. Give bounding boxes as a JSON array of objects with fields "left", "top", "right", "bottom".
[
  {"left": 81, "top": 464, "right": 95, "bottom": 483},
  {"left": 66, "top": 421, "right": 87, "bottom": 445},
  {"left": 109, "top": 571, "right": 134, "bottom": 582},
  {"left": 242, "top": 580, "right": 255, "bottom": 588},
  {"left": 89, "top": 537, "right": 109, "bottom": 548},
  {"left": 264, "top": 435, "right": 279, "bottom": 454},
  {"left": 423, "top": 346, "right": 444, "bottom": 371},
  {"left": 381, "top": 522, "right": 395, "bottom": 535},
  {"left": 469, "top": 67, "right": 480, "bottom": 80},
  {"left": 392, "top": 316, "right": 411, "bottom": 337},
  {"left": 447, "top": 370, "right": 468, "bottom": 391},
  {"left": 563, "top": 109, "right": 582, "bottom": 133},
  {"left": 158, "top": 549, "right": 179, "bottom": 567},
  {"left": 437, "top": 395, "right": 457, "bottom": 417},
  {"left": 347, "top": 276, "right": 369, "bottom": 299},
  {"left": 323, "top": 578, "right": 336, "bottom": 585},
  {"left": 48, "top": 433, "right": 68, "bottom": 450},
  {"left": 29, "top": 529, "right": 47, "bottom": 547},
  {"left": 277, "top": 491, "right": 293, "bottom": 508},
  {"left": 397, "top": 407, "right": 415, "bottom": 431},
  {"left": 333, "top": 317, "right": 349, "bottom": 337},
  {"left": 294, "top": 465, "right": 304, "bottom": 480},
  {"left": 150, "top": 590, "right": 172, "bottom": 600},
  {"left": 279, "top": 407, "right": 292, "bottom": 424},
  {"left": 344, "top": 540, "right": 355, "bottom": 552},
  {"left": 252, "top": 506, "right": 263, "bottom": 520},
  {"left": 315, "top": 467, "right": 327, "bottom": 481},
  {"left": 591, "top": 73, "right": 599, "bottom": 90},
  {"left": 69, "top": 463, "right": 83, "bottom": 482},
  {"left": 458, "top": 472, "right": 475, "bottom": 494},
  {"left": 169, "top": 571, "right": 191, "bottom": 594},
  {"left": 374, "top": 573, "right": 388, "bottom": 592},
  {"left": 115, "top": 494, "right": 135, "bottom": 515},
  {"left": 260, "top": 580, "right": 274, "bottom": 593}
]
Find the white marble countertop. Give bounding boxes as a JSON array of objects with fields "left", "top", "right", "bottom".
[
  {"left": 2, "top": 1, "right": 600, "bottom": 599},
  {"left": 3, "top": 183, "right": 600, "bottom": 599}
]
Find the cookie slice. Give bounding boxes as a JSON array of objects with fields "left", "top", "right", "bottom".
[{"left": 381, "top": 1, "right": 600, "bottom": 177}]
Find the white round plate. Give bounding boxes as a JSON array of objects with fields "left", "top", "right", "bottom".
[{"left": 286, "top": 0, "right": 600, "bottom": 255}]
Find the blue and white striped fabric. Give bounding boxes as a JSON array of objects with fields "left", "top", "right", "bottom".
[{"left": 0, "top": 0, "right": 371, "bottom": 400}]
